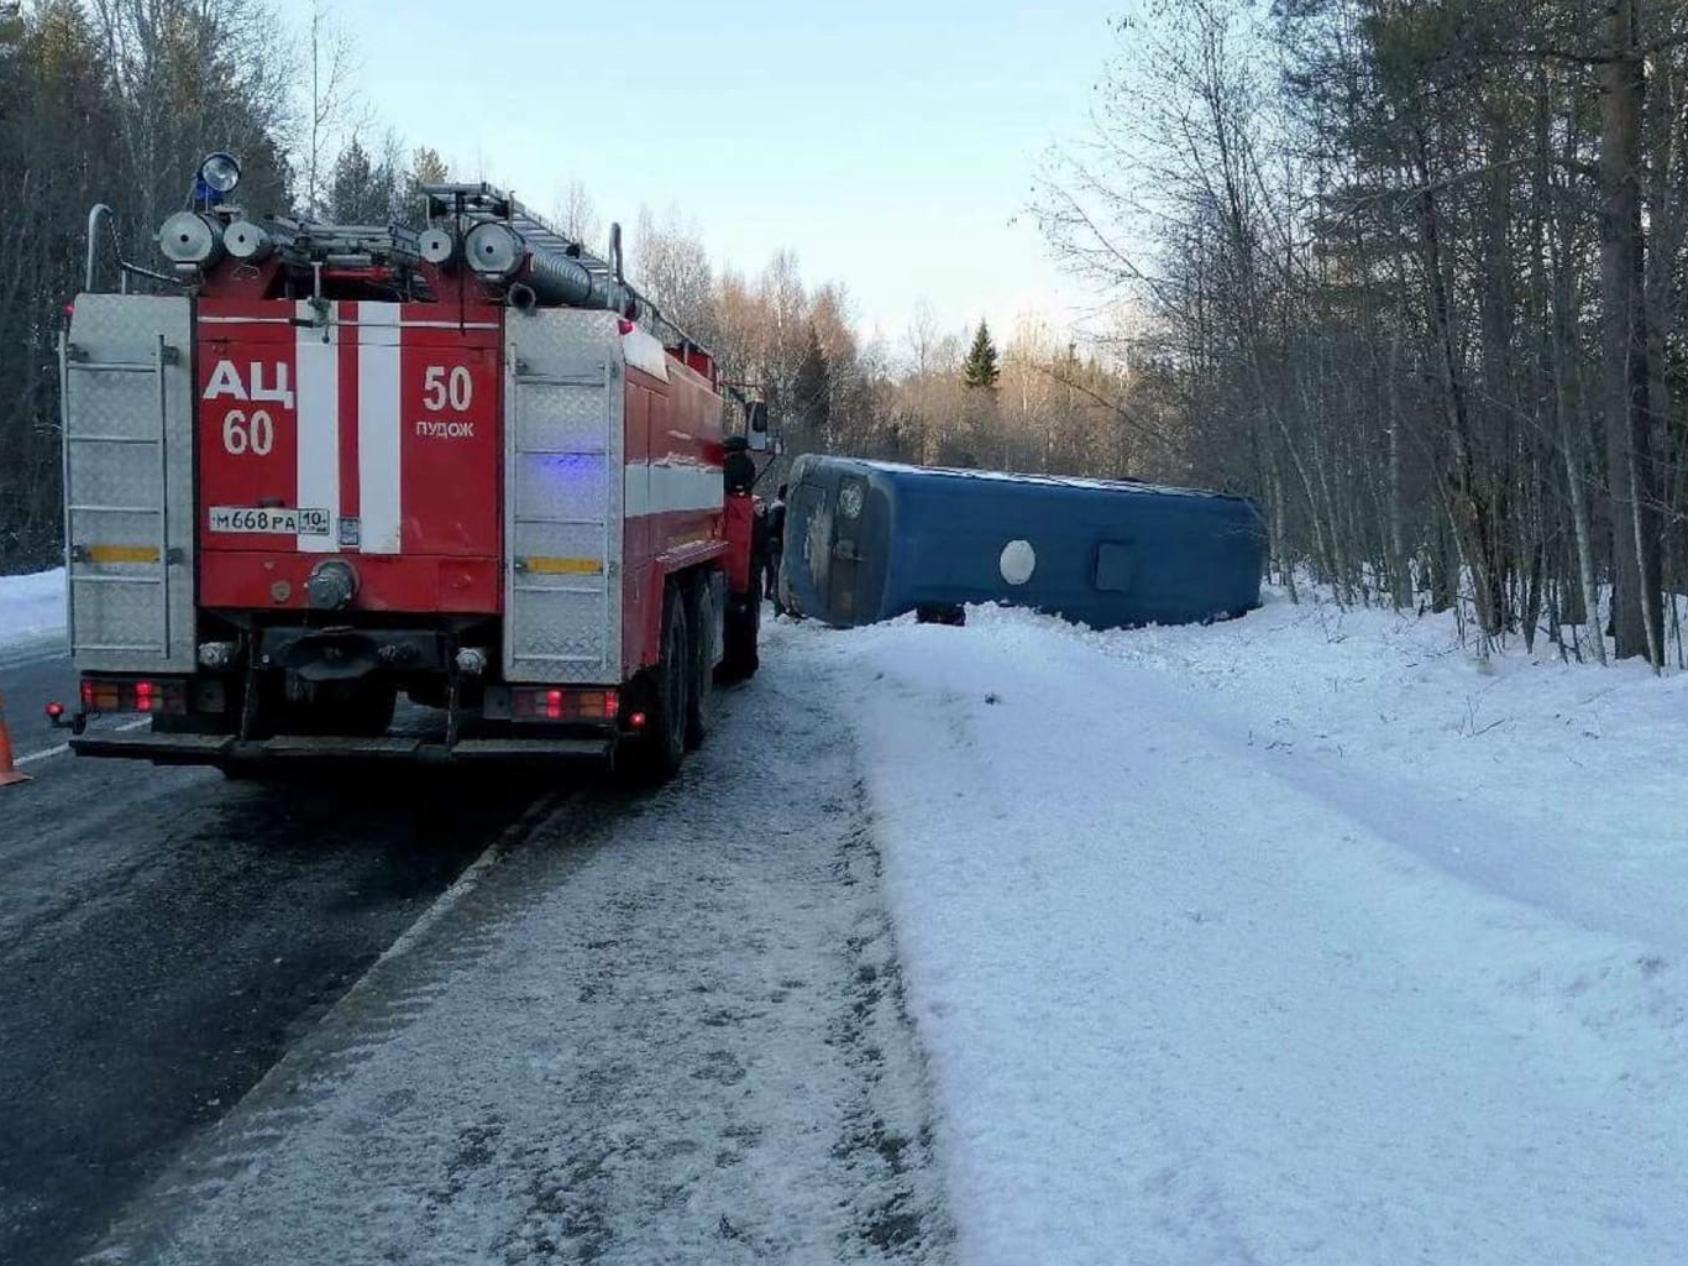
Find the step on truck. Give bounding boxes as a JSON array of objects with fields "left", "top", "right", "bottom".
[{"left": 56, "top": 154, "right": 771, "bottom": 780}]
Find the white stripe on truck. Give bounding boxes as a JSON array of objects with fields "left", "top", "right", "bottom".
[
  {"left": 357, "top": 303, "right": 403, "bottom": 554},
  {"left": 624, "top": 462, "right": 724, "bottom": 518},
  {"left": 295, "top": 300, "right": 339, "bottom": 551}
]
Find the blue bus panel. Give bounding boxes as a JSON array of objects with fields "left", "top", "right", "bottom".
[{"left": 778, "top": 457, "right": 1265, "bottom": 630}]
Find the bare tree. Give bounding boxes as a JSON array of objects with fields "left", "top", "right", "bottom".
[
  {"left": 298, "top": 0, "right": 364, "bottom": 217},
  {"left": 1026, "top": 0, "right": 1688, "bottom": 666},
  {"left": 552, "top": 178, "right": 601, "bottom": 251}
]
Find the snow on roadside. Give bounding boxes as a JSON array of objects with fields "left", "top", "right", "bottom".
[
  {"left": 0, "top": 567, "right": 65, "bottom": 649},
  {"left": 781, "top": 591, "right": 1688, "bottom": 1265}
]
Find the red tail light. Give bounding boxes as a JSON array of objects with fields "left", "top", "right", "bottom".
[
  {"left": 78, "top": 676, "right": 186, "bottom": 715},
  {"left": 512, "top": 687, "right": 620, "bottom": 723}
]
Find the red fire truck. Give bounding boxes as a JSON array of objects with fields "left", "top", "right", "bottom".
[{"left": 57, "top": 154, "right": 768, "bottom": 780}]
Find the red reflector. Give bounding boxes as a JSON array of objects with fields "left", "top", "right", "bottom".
[{"left": 512, "top": 686, "right": 621, "bottom": 723}]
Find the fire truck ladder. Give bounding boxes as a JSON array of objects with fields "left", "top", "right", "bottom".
[
  {"left": 58, "top": 330, "right": 175, "bottom": 658},
  {"left": 419, "top": 183, "right": 712, "bottom": 359},
  {"left": 504, "top": 349, "right": 618, "bottom": 684}
]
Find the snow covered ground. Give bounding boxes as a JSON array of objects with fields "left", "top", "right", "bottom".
[
  {"left": 0, "top": 567, "right": 64, "bottom": 651},
  {"left": 80, "top": 585, "right": 1688, "bottom": 1264},
  {"left": 784, "top": 590, "right": 1688, "bottom": 1265}
]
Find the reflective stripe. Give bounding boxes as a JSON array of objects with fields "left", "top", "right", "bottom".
[
  {"left": 357, "top": 303, "right": 403, "bottom": 554},
  {"left": 294, "top": 301, "right": 338, "bottom": 552},
  {"left": 85, "top": 544, "right": 160, "bottom": 564},
  {"left": 624, "top": 461, "right": 724, "bottom": 518},
  {"left": 522, "top": 556, "right": 604, "bottom": 576}
]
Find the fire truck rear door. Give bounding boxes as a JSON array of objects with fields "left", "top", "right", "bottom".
[
  {"left": 502, "top": 310, "right": 624, "bottom": 684},
  {"left": 60, "top": 294, "right": 196, "bottom": 673}
]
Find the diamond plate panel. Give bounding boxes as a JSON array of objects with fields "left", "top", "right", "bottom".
[
  {"left": 518, "top": 381, "right": 612, "bottom": 453},
  {"left": 68, "top": 372, "right": 159, "bottom": 440},
  {"left": 511, "top": 587, "right": 610, "bottom": 663},
  {"left": 503, "top": 310, "right": 624, "bottom": 684},
  {"left": 515, "top": 521, "right": 602, "bottom": 561},
  {"left": 69, "top": 577, "right": 167, "bottom": 649},
  {"left": 513, "top": 450, "right": 610, "bottom": 525},
  {"left": 69, "top": 443, "right": 163, "bottom": 507},
  {"left": 65, "top": 293, "right": 195, "bottom": 672},
  {"left": 68, "top": 508, "right": 157, "bottom": 546}
]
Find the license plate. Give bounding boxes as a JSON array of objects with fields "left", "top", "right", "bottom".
[{"left": 208, "top": 506, "right": 331, "bottom": 536}]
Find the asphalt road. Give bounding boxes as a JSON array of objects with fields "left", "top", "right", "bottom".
[
  {"left": 0, "top": 642, "right": 555, "bottom": 1266},
  {"left": 82, "top": 620, "right": 950, "bottom": 1265}
]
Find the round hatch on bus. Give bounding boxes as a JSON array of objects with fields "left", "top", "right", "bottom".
[{"left": 999, "top": 539, "right": 1036, "bottom": 586}]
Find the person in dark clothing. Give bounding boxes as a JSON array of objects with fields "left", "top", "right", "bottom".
[{"left": 765, "top": 483, "right": 788, "bottom": 614}]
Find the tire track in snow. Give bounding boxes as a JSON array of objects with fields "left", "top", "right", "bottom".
[
  {"left": 84, "top": 786, "right": 583, "bottom": 1263},
  {"left": 87, "top": 628, "right": 954, "bottom": 1265}
]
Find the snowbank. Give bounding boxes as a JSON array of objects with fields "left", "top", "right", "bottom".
[
  {"left": 0, "top": 567, "right": 65, "bottom": 650},
  {"left": 779, "top": 590, "right": 1688, "bottom": 1265}
]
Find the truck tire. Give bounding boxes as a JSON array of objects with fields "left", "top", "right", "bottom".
[
  {"left": 630, "top": 586, "right": 690, "bottom": 784},
  {"left": 685, "top": 576, "right": 718, "bottom": 749},
  {"left": 718, "top": 592, "right": 760, "bottom": 683}
]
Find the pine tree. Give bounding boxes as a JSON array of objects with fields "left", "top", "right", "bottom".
[
  {"left": 962, "top": 320, "right": 999, "bottom": 390},
  {"left": 402, "top": 146, "right": 449, "bottom": 222},
  {"left": 793, "top": 322, "right": 831, "bottom": 446},
  {"left": 328, "top": 137, "right": 374, "bottom": 222}
]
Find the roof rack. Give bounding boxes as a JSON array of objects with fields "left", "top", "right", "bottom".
[{"left": 419, "top": 181, "right": 712, "bottom": 360}]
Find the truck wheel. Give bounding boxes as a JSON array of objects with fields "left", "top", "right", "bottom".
[
  {"left": 631, "top": 587, "right": 690, "bottom": 783},
  {"left": 718, "top": 592, "right": 760, "bottom": 683},
  {"left": 685, "top": 577, "right": 718, "bottom": 749}
]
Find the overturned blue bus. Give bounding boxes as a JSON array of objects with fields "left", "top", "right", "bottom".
[{"left": 777, "top": 456, "right": 1266, "bottom": 630}]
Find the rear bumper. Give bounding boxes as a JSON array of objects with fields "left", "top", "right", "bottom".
[{"left": 70, "top": 730, "right": 612, "bottom": 768}]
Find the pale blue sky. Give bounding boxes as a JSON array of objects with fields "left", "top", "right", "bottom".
[{"left": 326, "top": 0, "right": 1117, "bottom": 353}]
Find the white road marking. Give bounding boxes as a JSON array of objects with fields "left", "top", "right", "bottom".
[
  {"left": 15, "top": 717, "right": 149, "bottom": 766},
  {"left": 122, "top": 788, "right": 564, "bottom": 1131},
  {"left": 0, "top": 651, "right": 65, "bottom": 673},
  {"left": 0, "top": 639, "right": 69, "bottom": 672},
  {"left": 369, "top": 789, "right": 568, "bottom": 965},
  {"left": 14, "top": 744, "right": 67, "bottom": 766}
]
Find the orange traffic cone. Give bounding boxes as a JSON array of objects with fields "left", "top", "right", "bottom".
[{"left": 0, "top": 690, "right": 32, "bottom": 787}]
